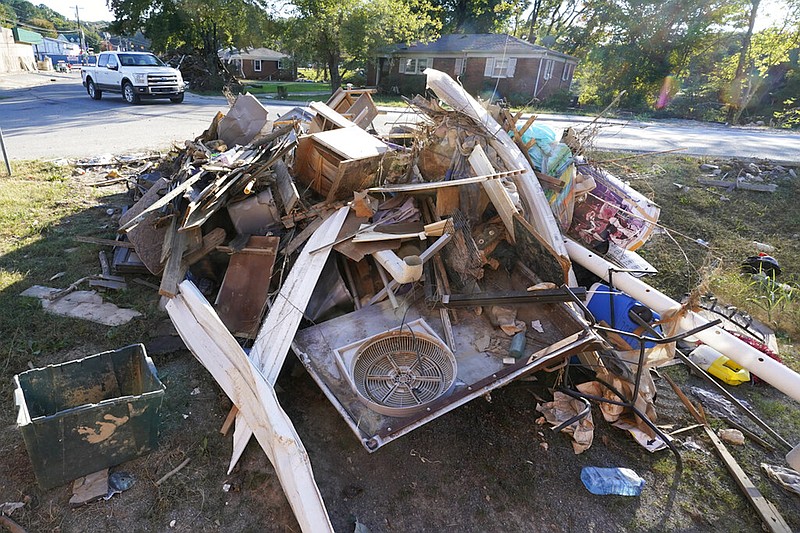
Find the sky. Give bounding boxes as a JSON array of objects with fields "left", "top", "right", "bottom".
[
  {"left": 37, "top": 0, "right": 792, "bottom": 27},
  {"left": 39, "top": 0, "right": 114, "bottom": 23}
]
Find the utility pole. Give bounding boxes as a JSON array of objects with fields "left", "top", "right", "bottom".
[{"left": 73, "top": 6, "right": 87, "bottom": 64}]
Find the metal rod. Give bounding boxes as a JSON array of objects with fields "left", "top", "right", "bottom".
[
  {"left": 0, "top": 126, "right": 11, "bottom": 176},
  {"left": 627, "top": 312, "right": 792, "bottom": 451}
]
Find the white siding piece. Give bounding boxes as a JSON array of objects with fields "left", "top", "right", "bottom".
[
  {"left": 483, "top": 57, "right": 495, "bottom": 77},
  {"left": 166, "top": 281, "right": 334, "bottom": 533},
  {"left": 507, "top": 58, "right": 517, "bottom": 78}
]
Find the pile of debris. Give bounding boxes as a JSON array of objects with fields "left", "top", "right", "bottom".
[
  {"left": 21, "top": 72, "right": 800, "bottom": 531},
  {"left": 697, "top": 159, "right": 798, "bottom": 193},
  {"left": 162, "top": 49, "right": 242, "bottom": 93}
]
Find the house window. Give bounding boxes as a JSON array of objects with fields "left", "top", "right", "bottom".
[
  {"left": 278, "top": 58, "right": 286, "bottom": 70},
  {"left": 492, "top": 58, "right": 509, "bottom": 78},
  {"left": 455, "top": 58, "right": 466, "bottom": 76},
  {"left": 253, "top": 59, "right": 262, "bottom": 72},
  {"left": 399, "top": 57, "right": 430, "bottom": 75},
  {"left": 543, "top": 59, "right": 555, "bottom": 80},
  {"left": 484, "top": 57, "right": 517, "bottom": 78},
  {"left": 562, "top": 63, "right": 574, "bottom": 81}
]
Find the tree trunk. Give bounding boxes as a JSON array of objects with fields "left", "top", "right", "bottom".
[
  {"left": 726, "top": 0, "right": 761, "bottom": 123},
  {"left": 526, "top": 0, "right": 542, "bottom": 43},
  {"left": 328, "top": 53, "right": 342, "bottom": 91}
]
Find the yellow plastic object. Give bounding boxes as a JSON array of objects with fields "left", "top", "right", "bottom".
[{"left": 689, "top": 345, "right": 751, "bottom": 386}]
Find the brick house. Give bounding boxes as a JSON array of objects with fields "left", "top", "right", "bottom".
[
  {"left": 219, "top": 48, "right": 289, "bottom": 81},
  {"left": 367, "top": 34, "right": 578, "bottom": 102}
]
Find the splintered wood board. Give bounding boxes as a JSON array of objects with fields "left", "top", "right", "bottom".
[
  {"left": 214, "top": 236, "right": 279, "bottom": 337},
  {"left": 310, "top": 128, "right": 388, "bottom": 160},
  {"left": 166, "top": 282, "right": 334, "bottom": 532},
  {"left": 468, "top": 145, "right": 518, "bottom": 242}
]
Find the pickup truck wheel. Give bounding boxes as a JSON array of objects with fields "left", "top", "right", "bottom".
[
  {"left": 122, "top": 82, "right": 140, "bottom": 104},
  {"left": 170, "top": 93, "right": 184, "bottom": 103},
  {"left": 87, "top": 79, "right": 102, "bottom": 100}
]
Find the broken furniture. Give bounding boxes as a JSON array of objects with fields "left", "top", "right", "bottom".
[
  {"left": 294, "top": 127, "right": 390, "bottom": 201},
  {"left": 13, "top": 344, "right": 164, "bottom": 489},
  {"left": 310, "top": 88, "right": 380, "bottom": 132}
]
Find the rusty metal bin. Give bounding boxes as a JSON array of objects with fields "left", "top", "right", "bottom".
[{"left": 13, "top": 344, "right": 165, "bottom": 489}]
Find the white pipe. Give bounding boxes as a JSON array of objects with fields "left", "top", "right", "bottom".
[
  {"left": 372, "top": 249, "right": 423, "bottom": 284},
  {"left": 565, "top": 238, "right": 800, "bottom": 404}
]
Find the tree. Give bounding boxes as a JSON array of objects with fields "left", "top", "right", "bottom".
[
  {"left": 433, "top": 0, "right": 518, "bottom": 33},
  {"left": 726, "top": 0, "right": 761, "bottom": 122},
  {"left": 108, "top": 0, "right": 277, "bottom": 87},
  {"left": 286, "top": 0, "right": 441, "bottom": 90},
  {"left": 566, "top": 0, "right": 744, "bottom": 108}
]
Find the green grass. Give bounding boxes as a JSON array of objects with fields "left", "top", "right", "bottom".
[{"left": 0, "top": 162, "right": 165, "bottom": 404}]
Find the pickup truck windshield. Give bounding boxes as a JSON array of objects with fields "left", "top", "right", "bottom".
[{"left": 118, "top": 53, "right": 165, "bottom": 67}]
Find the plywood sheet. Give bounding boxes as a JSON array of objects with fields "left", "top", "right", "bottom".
[{"left": 214, "top": 235, "right": 279, "bottom": 337}]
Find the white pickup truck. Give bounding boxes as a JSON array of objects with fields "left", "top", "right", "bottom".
[{"left": 81, "top": 51, "right": 185, "bottom": 104}]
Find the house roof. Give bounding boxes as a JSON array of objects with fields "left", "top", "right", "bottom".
[
  {"left": 12, "top": 27, "right": 42, "bottom": 45},
  {"left": 220, "top": 47, "right": 287, "bottom": 61},
  {"left": 389, "top": 33, "right": 577, "bottom": 62}
]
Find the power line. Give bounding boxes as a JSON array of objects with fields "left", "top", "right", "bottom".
[{"left": 0, "top": 15, "right": 81, "bottom": 34}]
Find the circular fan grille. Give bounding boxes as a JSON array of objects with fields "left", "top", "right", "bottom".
[{"left": 352, "top": 330, "right": 456, "bottom": 417}]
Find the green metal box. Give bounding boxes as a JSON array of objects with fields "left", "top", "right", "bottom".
[{"left": 13, "top": 344, "right": 165, "bottom": 489}]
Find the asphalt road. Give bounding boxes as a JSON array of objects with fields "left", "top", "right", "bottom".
[{"left": 2, "top": 72, "right": 800, "bottom": 162}]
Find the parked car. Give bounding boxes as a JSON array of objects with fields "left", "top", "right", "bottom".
[{"left": 81, "top": 51, "right": 185, "bottom": 104}]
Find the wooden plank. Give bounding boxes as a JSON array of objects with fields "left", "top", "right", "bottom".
[
  {"left": 311, "top": 128, "right": 388, "bottom": 160},
  {"left": 468, "top": 145, "right": 518, "bottom": 242},
  {"left": 285, "top": 215, "right": 328, "bottom": 257},
  {"left": 159, "top": 226, "right": 190, "bottom": 298},
  {"left": 166, "top": 283, "right": 333, "bottom": 533},
  {"left": 703, "top": 426, "right": 792, "bottom": 533},
  {"left": 228, "top": 207, "right": 350, "bottom": 472},
  {"left": 119, "top": 174, "right": 201, "bottom": 233},
  {"left": 273, "top": 160, "right": 299, "bottom": 214},
  {"left": 434, "top": 288, "right": 586, "bottom": 307},
  {"left": 185, "top": 227, "right": 203, "bottom": 253},
  {"left": 75, "top": 236, "right": 136, "bottom": 248},
  {"left": 309, "top": 101, "right": 357, "bottom": 130},
  {"left": 367, "top": 169, "right": 523, "bottom": 193},
  {"left": 183, "top": 228, "right": 226, "bottom": 266},
  {"left": 214, "top": 236, "right": 279, "bottom": 337}
]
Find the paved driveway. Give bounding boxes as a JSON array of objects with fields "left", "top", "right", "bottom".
[{"left": 2, "top": 72, "right": 800, "bottom": 162}]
